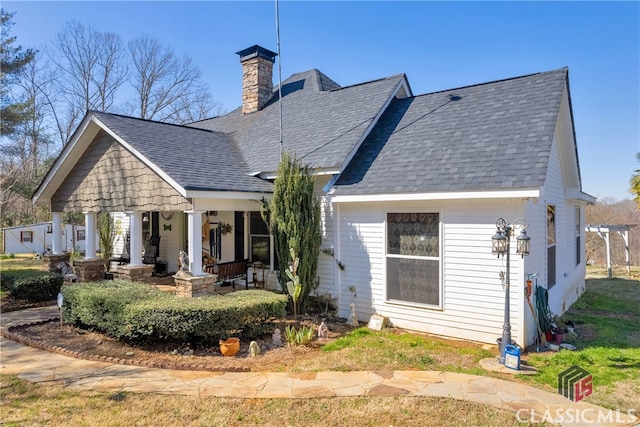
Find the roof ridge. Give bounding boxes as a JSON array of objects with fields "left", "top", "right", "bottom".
[
  {"left": 328, "top": 73, "right": 407, "bottom": 93},
  {"left": 416, "top": 67, "right": 568, "bottom": 98},
  {"left": 89, "top": 110, "right": 214, "bottom": 133}
]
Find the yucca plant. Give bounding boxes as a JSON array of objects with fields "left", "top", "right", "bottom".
[
  {"left": 284, "top": 324, "right": 315, "bottom": 346},
  {"left": 285, "top": 248, "right": 302, "bottom": 318}
]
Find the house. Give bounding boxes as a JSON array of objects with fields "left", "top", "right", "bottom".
[
  {"left": 32, "top": 45, "right": 595, "bottom": 347},
  {"left": 2, "top": 222, "right": 86, "bottom": 255}
]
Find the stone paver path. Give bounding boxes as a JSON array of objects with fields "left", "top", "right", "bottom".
[{"left": 1, "top": 306, "right": 636, "bottom": 426}]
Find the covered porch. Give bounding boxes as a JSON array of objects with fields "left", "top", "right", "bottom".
[
  {"left": 31, "top": 112, "right": 276, "bottom": 291},
  {"left": 39, "top": 206, "right": 277, "bottom": 290}
]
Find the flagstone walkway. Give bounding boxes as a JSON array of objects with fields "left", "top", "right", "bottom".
[{"left": 1, "top": 306, "right": 636, "bottom": 426}]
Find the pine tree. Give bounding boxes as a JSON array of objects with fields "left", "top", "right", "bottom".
[
  {"left": 0, "top": 9, "right": 36, "bottom": 136},
  {"left": 267, "top": 151, "right": 322, "bottom": 312}
]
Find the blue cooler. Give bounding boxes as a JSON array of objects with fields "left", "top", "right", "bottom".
[{"left": 504, "top": 344, "right": 521, "bottom": 370}]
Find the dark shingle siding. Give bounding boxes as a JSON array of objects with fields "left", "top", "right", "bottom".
[{"left": 334, "top": 68, "right": 567, "bottom": 195}]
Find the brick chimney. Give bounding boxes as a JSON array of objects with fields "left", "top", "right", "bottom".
[{"left": 236, "top": 45, "right": 277, "bottom": 114}]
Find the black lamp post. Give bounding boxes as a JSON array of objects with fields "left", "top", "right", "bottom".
[{"left": 492, "top": 218, "right": 530, "bottom": 364}]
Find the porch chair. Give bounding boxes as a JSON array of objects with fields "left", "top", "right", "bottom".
[{"left": 142, "top": 235, "right": 161, "bottom": 274}]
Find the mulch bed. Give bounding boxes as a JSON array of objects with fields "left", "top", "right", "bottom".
[{"left": 2, "top": 305, "right": 355, "bottom": 372}]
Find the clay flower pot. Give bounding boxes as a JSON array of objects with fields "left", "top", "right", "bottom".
[{"left": 219, "top": 337, "right": 240, "bottom": 357}]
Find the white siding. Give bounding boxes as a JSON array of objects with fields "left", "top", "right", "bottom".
[
  {"left": 315, "top": 176, "right": 337, "bottom": 298},
  {"left": 3, "top": 223, "right": 86, "bottom": 254},
  {"left": 316, "top": 194, "right": 336, "bottom": 297},
  {"left": 158, "top": 212, "right": 182, "bottom": 272},
  {"left": 522, "top": 198, "right": 548, "bottom": 347},
  {"left": 112, "top": 213, "right": 130, "bottom": 258},
  {"left": 539, "top": 118, "right": 588, "bottom": 319},
  {"left": 335, "top": 199, "right": 530, "bottom": 346}
]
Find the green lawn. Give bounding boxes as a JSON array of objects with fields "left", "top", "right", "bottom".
[
  {"left": 523, "top": 266, "right": 640, "bottom": 411},
  {"left": 2, "top": 259, "right": 638, "bottom": 421}
]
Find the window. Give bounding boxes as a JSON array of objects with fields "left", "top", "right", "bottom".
[
  {"left": 20, "top": 231, "right": 33, "bottom": 243},
  {"left": 77, "top": 229, "right": 86, "bottom": 241},
  {"left": 386, "top": 213, "right": 441, "bottom": 307},
  {"left": 251, "top": 236, "right": 270, "bottom": 264},
  {"left": 547, "top": 205, "right": 556, "bottom": 287},
  {"left": 249, "top": 211, "right": 270, "bottom": 265},
  {"left": 575, "top": 206, "right": 581, "bottom": 266}
]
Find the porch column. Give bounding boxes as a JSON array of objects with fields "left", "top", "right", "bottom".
[
  {"left": 244, "top": 211, "right": 250, "bottom": 259},
  {"left": 51, "top": 212, "right": 63, "bottom": 254},
  {"left": 128, "top": 211, "right": 143, "bottom": 266},
  {"left": 186, "top": 210, "right": 204, "bottom": 275},
  {"left": 84, "top": 211, "right": 97, "bottom": 259}
]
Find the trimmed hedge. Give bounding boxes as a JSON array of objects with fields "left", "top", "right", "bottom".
[
  {"left": 60, "top": 281, "right": 288, "bottom": 342},
  {"left": 1, "top": 270, "right": 63, "bottom": 302},
  {"left": 61, "top": 280, "right": 170, "bottom": 338}
]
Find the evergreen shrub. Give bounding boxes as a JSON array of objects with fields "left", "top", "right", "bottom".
[
  {"left": 61, "top": 282, "right": 287, "bottom": 342},
  {"left": 2, "top": 270, "right": 63, "bottom": 302}
]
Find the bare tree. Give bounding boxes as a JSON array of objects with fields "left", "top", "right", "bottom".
[
  {"left": 127, "top": 35, "right": 217, "bottom": 124},
  {"left": 0, "top": 9, "right": 49, "bottom": 227},
  {"left": 50, "top": 21, "right": 127, "bottom": 133},
  {"left": 0, "top": 52, "right": 56, "bottom": 226}
]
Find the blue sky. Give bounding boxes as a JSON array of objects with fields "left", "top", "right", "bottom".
[{"left": 4, "top": 1, "right": 639, "bottom": 202}]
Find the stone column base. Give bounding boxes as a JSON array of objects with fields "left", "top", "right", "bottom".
[
  {"left": 117, "top": 265, "right": 154, "bottom": 283},
  {"left": 73, "top": 258, "right": 106, "bottom": 282},
  {"left": 41, "top": 254, "right": 71, "bottom": 272},
  {"left": 174, "top": 272, "right": 217, "bottom": 298}
]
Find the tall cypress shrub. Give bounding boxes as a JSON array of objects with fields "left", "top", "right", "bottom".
[{"left": 267, "top": 151, "right": 322, "bottom": 312}]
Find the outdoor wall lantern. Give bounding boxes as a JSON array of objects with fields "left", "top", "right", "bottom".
[{"left": 491, "top": 217, "right": 530, "bottom": 364}]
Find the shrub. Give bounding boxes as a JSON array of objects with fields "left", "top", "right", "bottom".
[
  {"left": 124, "top": 290, "right": 288, "bottom": 341},
  {"left": 61, "top": 280, "right": 169, "bottom": 337},
  {"left": 61, "top": 281, "right": 288, "bottom": 343},
  {"left": 1, "top": 270, "right": 63, "bottom": 302}
]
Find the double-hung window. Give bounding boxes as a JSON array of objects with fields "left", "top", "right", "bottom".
[
  {"left": 575, "top": 206, "right": 581, "bottom": 266},
  {"left": 20, "top": 231, "right": 33, "bottom": 243},
  {"left": 249, "top": 211, "right": 270, "bottom": 265},
  {"left": 386, "top": 212, "right": 441, "bottom": 307},
  {"left": 547, "top": 205, "right": 556, "bottom": 287}
]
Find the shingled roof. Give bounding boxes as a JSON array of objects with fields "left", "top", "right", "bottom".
[
  {"left": 333, "top": 67, "right": 569, "bottom": 195},
  {"left": 190, "top": 69, "right": 409, "bottom": 175},
  {"left": 90, "top": 112, "right": 273, "bottom": 193},
  {"left": 39, "top": 66, "right": 571, "bottom": 202}
]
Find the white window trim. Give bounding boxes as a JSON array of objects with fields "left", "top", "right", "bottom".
[{"left": 383, "top": 211, "right": 443, "bottom": 310}]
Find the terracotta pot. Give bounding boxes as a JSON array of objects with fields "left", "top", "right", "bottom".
[{"left": 219, "top": 337, "right": 240, "bottom": 357}]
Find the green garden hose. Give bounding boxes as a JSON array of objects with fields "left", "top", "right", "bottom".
[{"left": 535, "top": 285, "right": 554, "bottom": 332}]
